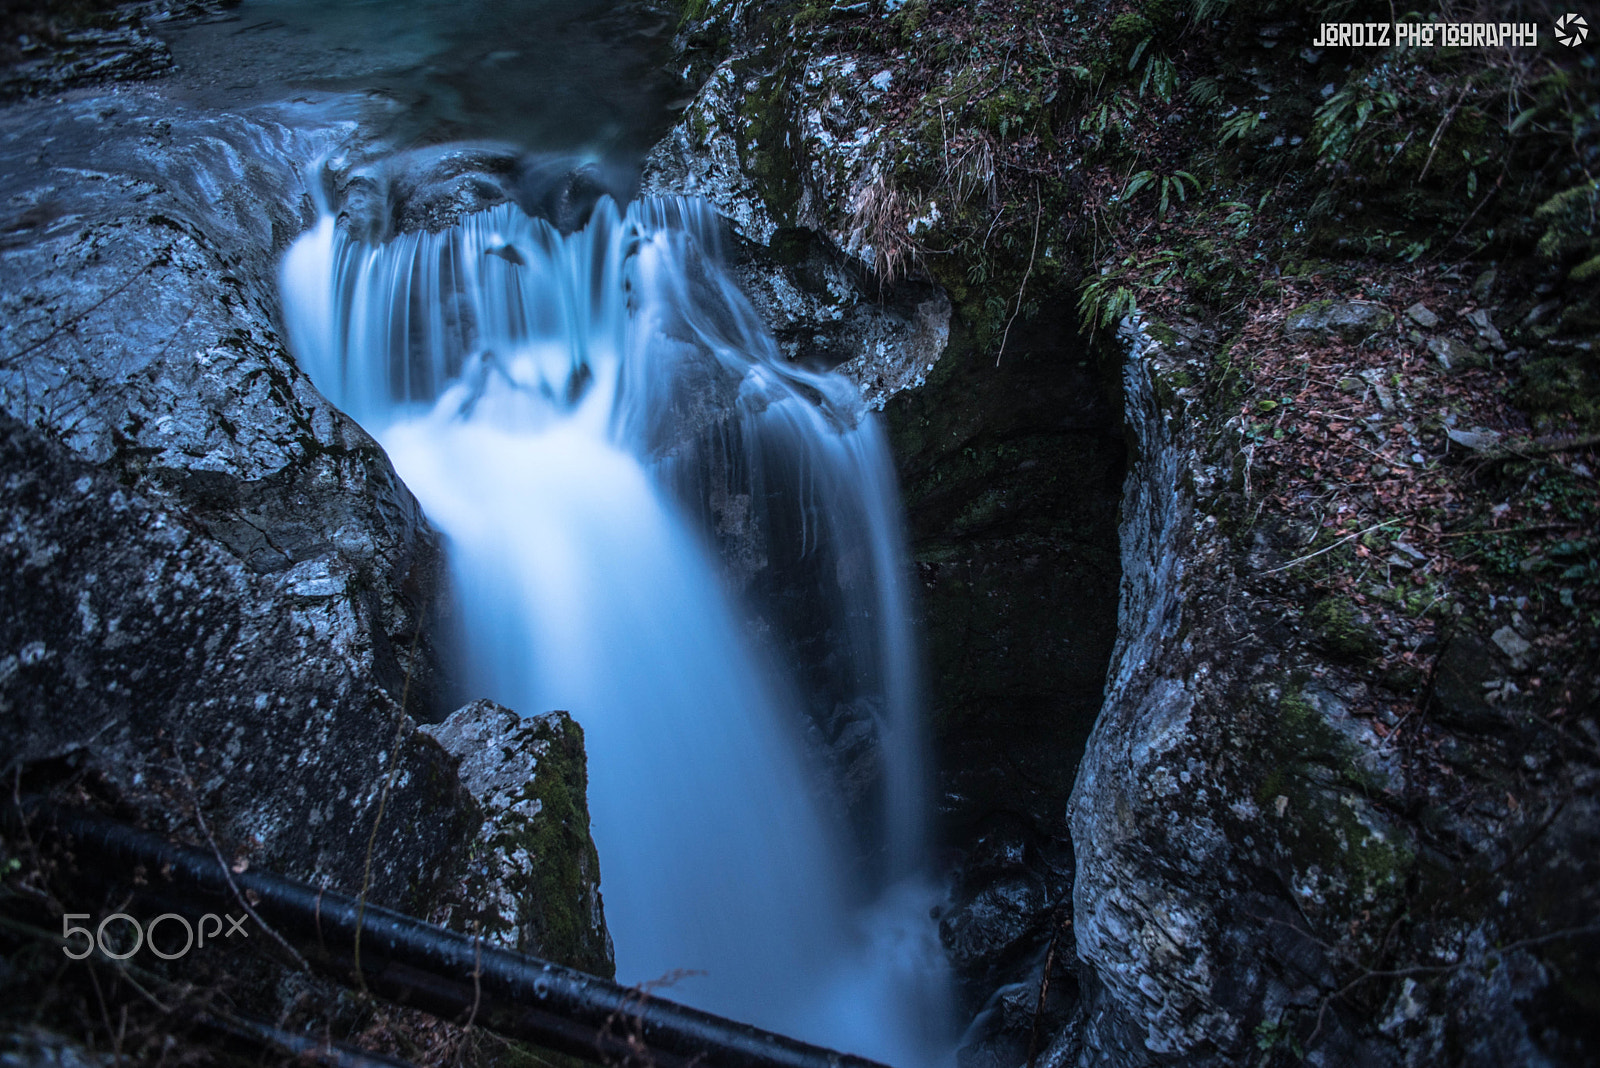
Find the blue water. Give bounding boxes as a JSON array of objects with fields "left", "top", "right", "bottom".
[{"left": 281, "top": 193, "right": 952, "bottom": 1063}]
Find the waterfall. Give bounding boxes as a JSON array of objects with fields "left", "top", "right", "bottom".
[{"left": 281, "top": 191, "right": 950, "bottom": 1063}]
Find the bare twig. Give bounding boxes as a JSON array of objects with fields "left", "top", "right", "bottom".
[
  {"left": 1025, "top": 911, "right": 1069, "bottom": 1067},
  {"left": 1263, "top": 519, "right": 1401, "bottom": 574},
  {"left": 1417, "top": 84, "right": 1469, "bottom": 183},
  {"left": 997, "top": 183, "right": 1042, "bottom": 367},
  {"left": 172, "top": 749, "right": 310, "bottom": 973}
]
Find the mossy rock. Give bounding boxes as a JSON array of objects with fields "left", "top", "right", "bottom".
[
  {"left": 1518, "top": 353, "right": 1600, "bottom": 431},
  {"left": 1257, "top": 687, "right": 1415, "bottom": 925},
  {"left": 1305, "top": 596, "right": 1379, "bottom": 660},
  {"left": 1284, "top": 300, "right": 1394, "bottom": 343},
  {"left": 422, "top": 701, "right": 614, "bottom": 978},
  {"left": 1108, "top": 12, "right": 1151, "bottom": 45}
]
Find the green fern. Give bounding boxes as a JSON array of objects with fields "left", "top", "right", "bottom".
[
  {"left": 1122, "top": 169, "right": 1200, "bottom": 217},
  {"left": 1313, "top": 84, "right": 1400, "bottom": 163},
  {"left": 1078, "top": 275, "right": 1137, "bottom": 335},
  {"left": 1187, "top": 76, "right": 1224, "bottom": 109},
  {"left": 1219, "top": 109, "right": 1262, "bottom": 145},
  {"left": 1140, "top": 55, "right": 1179, "bottom": 102}
]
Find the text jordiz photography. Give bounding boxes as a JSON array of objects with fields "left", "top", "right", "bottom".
[
  {"left": 60, "top": 911, "right": 251, "bottom": 961},
  {"left": 1311, "top": 21, "right": 1544, "bottom": 48}
]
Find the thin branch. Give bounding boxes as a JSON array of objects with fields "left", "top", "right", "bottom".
[
  {"left": 173, "top": 749, "right": 309, "bottom": 973},
  {"left": 997, "top": 183, "right": 1042, "bottom": 367},
  {"left": 1263, "top": 519, "right": 1401, "bottom": 573}
]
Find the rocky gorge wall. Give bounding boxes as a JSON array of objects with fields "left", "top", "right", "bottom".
[
  {"left": 637, "top": 6, "right": 1127, "bottom": 1061},
  {"left": 648, "top": 1, "right": 1600, "bottom": 1065},
  {"left": 0, "top": 7, "right": 614, "bottom": 1038}
]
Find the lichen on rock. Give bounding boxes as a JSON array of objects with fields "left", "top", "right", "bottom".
[{"left": 422, "top": 700, "right": 614, "bottom": 978}]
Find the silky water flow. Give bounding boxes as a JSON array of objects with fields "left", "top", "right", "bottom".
[{"left": 281, "top": 192, "right": 951, "bottom": 1064}]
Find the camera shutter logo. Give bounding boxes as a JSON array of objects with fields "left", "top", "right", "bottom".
[{"left": 1556, "top": 13, "right": 1589, "bottom": 46}]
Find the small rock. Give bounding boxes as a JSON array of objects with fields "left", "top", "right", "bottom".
[
  {"left": 1462, "top": 308, "right": 1507, "bottom": 352},
  {"left": 939, "top": 873, "right": 1050, "bottom": 971},
  {"left": 1405, "top": 302, "right": 1440, "bottom": 329},
  {"left": 1392, "top": 540, "right": 1427, "bottom": 562},
  {"left": 1445, "top": 426, "right": 1502, "bottom": 452},
  {"left": 1490, "top": 626, "right": 1533, "bottom": 671},
  {"left": 1471, "top": 266, "right": 1497, "bottom": 304},
  {"left": 1521, "top": 301, "right": 1560, "bottom": 330},
  {"left": 1428, "top": 335, "right": 1489, "bottom": 371},
  {"left": 1285, "top": 300, "right": 1394, "bottom": 342},
  {"left": 1358, "top": 368, "right": 1395, "bottom": 411}
]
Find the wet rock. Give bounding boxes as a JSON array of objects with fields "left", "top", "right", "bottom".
[
  {"left": 0, "top": 91, "right": 451, "bottom": 716},
  {"left": 810, "top": 698, "right": 883, "bottom": 812},
  {"left": 0, "top": 25, "right": 173, "bottom": 101},
  {"left": 642, "top": 53, "right": 950, "bottom": 408},
  {"left": 421, "top": 701, "right": 614, "bottom": 975},
  {"left": 727, "top": 236, "right": 952, "bottom": 408},
  {"left": 956, "top": 963, "right": 1077, "bottom": 1068},
  {"left": 940, "top": 872, "right": 1051, "bottom": 974},
  {"left": 0, "top": 412, "right": 472, "bottom": 909},
  {"left": 1284, "top": 300, "right": 1394, "bottom": 342},
  {"left": 641, "top": 62, "right": 780, "bottom": 245},
  {"left": 332, "top": 145, "right": 632, "bottom": 241},
  {"left": 962, "top": 812, "right": 1035, "bottom": 884}
]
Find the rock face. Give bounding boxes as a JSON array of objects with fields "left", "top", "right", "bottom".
[
  {"left": 421, "top": 700, "right": 614, "bottom": 976},
  {"left": 0, "top": 409, "right": 468, "bottom": 910},
  {"left": 640, "top": 10, "right": 1125, "bottom": 1056},
  {"left": 0, "top": 84, "right": 470, "bottom": 904},
  {"left": 0, "top": 89, "right": 452, "bottom": 717},
  {"left": 1062, "top": 325, "right": 1600, "bottom": 1068},
  {"left": 0, "top": 44, "right": 612, "bottom": 975},
  {"left": 0, "top": 1, "right": 179, "bottom": 102},
  {"left": 641, "top": 44, "right": 951, "bottom": 405}
]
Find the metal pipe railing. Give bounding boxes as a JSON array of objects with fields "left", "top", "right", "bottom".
[{"left": 9, "top": 799, "right": 893, "bottom": 1068}]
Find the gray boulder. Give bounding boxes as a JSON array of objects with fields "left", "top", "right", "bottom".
[{"left": 1284, "top": 300, "right": 1395, "bottom": 342}]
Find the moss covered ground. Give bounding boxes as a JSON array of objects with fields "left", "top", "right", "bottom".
[{"left": 673, "top": 0, "right": 1598, "bottom": 768}]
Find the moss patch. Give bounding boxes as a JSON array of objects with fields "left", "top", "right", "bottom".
[{"left": 1306, "top": 596, "right": 1379, "bottom": 661}]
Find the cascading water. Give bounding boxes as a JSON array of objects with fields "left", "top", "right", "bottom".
[{"left": 281, "top": 187, "right": 950, "bottom": 1063}]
